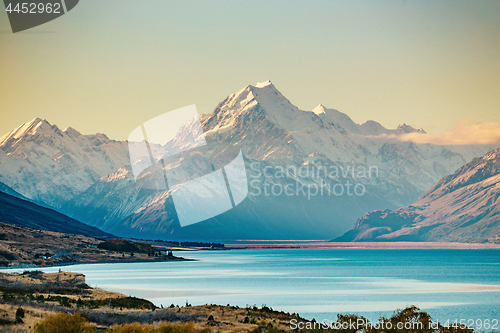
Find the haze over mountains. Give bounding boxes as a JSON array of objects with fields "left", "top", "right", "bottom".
[{"left": 0, "top": 81, "right": 497, "bottom": 241}]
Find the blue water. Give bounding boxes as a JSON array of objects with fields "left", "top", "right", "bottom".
[{"left": 6, "top": 249, "right": 500, "bottom": 326}]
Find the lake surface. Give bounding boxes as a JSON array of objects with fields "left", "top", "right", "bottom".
[{"left": 7, "top": 249, "right": 500, "bottom": 324}]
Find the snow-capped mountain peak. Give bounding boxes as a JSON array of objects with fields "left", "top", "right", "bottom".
[
  {"left": 358, "top": 120, "right": 388, "bottom": 136},
  {"left": 63, "top": 126, "right": 83, "bottom": 137},
  {"left": 396, "top": 123, "right": 426, "bottom": 134},
  {"left": 255, "top": 80, "right": 273, "bottom": 88},
  {"left": 0, "top": 118, "right": 53, "bottom": 145},
  {"left": 0, "top": 118, "right": 130, "bottom": 207},
  {"left": 312, "top": 104, "right": 327, "bottom": 115}
]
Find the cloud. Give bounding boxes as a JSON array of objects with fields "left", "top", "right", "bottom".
[{"left": 381, "top": 120, "right": 500, "bottom": 145}]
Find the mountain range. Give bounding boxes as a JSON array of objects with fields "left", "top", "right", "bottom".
[
  {"left": 0, "top": 119, "right": 129, "bottom": 208},
  {"left": 334, "top": 147, "right": 500, "bottom": 243},
  {"left": 0, "top": 81, "right": 497, "bottom": 241}
]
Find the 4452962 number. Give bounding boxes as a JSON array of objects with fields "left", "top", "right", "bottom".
[
  {"left": 5, "top": 2, "right": 61, "bottom": 14},
  {"left": 442, "top": 318, "right": 498, "bottom": 330}
]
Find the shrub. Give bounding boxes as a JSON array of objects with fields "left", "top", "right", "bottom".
[
  {"left": 46, "top": 295, "right": 75, "bottom": 307},
  {"left": 109, "top": 296, "right": 156, "bottom": 310},
  {"left": 2, "top": 292, "right": 14, "bottom": 301},
  {"left": 22, "top": 270, "right": 44, "bottom": 279},
  {"left": 97, "top": 239, "right": 155, "bottom": 255},
  {"left": 156, "top": 322, "right": 195, "bottom": 333},
  {"left": 15, "top": 306, "right": 25, "bottom": 319},
  {"left": 34, "top": 312, "right": 96, "bottom": 333},
  {"left": 107, "top": 322, "right": 154, "bottom": 333}
]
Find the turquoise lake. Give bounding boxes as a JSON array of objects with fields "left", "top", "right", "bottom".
[{"left": 7, "top": 248, "right": 500, "bottom": 325}]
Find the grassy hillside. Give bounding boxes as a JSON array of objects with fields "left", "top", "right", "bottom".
[{"left": 0, "top": 222, "right": 184, "bottom": 268}]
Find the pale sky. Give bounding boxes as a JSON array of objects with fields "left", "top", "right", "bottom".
[{"left": 1, "top": 0, "right": 499, "bottom": 141}]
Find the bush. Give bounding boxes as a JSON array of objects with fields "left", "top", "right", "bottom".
[
  {"left": 15, "top": 306, "right": 25, "bottom": 320},
  {"left": 109, "top": 296, "right": 156, "bottom": 310},
  {"left": 2, "top": 292, "right": 14, "bottom": 301},
  {"left": 106, "top": 322, "right": 154, "bottom": 333},
  {"left": 156, "top": 322, "right": 196, "bottom": 333},
  {"left": 98, "top": 239, "right": 155, "bottom": 255},
  {"left": 34, "top": 312, "right": 96, "bottom": 333},
  {"left": 22, "top": 270, "right": 44, "bottom": 279}
]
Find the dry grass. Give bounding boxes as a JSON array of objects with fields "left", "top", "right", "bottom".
[
  {"left": 178, "top": 304, "right": 300, "bottom": 333},
  {"left": 0, "top": 303, "right": 51, "bottom": 332}
]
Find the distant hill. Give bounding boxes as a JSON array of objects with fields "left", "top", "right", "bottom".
[
  {"left": 0, "top": 190, "right": 113, "bottom": 239},
  {"left": 334, "top": 147, "right": 500, "bottom": 243},
  {"left": 0, "top": 222, "right": 184, "bottom": 268},
  {"left": 0, "top": 222, "right": 103, "bottom": 266}
]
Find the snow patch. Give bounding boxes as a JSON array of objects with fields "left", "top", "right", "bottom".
[{"left": 255, "top": 80, "right": 273, "bottom": 88}]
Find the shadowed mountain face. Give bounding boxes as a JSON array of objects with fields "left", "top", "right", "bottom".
[
  {"left": 0, "top": 187, "right": 113, "bottom": 239},
  {"left": 0, "top": 81, "right": 497, "bottom": 241},
  {"left": 334, "top": 147, "right": 500, "bottom": 243}
]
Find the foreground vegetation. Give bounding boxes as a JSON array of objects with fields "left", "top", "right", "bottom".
[
  {"left": 28, "top": 305, "right": 476, "bottom": 333},
  {"left": 0, "top": 271, "right": 478, "bottom": 333}
]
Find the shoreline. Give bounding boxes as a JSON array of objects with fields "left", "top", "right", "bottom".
[
  {"left": 1, "top": 257, "right": 195, "bottom": 271},
  {"left": 224, "top": 241, "right": 500, "bottom": 250},
  {"left": 3, "top": 241, "right": 500, "bottom": 271}
]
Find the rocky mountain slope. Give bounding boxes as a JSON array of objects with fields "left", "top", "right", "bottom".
[{"left": 334, "top": 147, "right": 500, "bottom": 243}]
